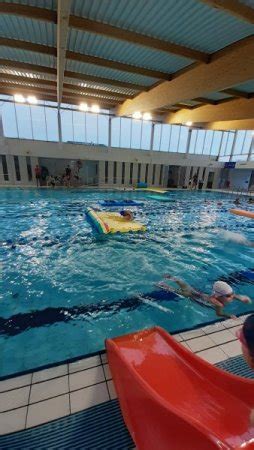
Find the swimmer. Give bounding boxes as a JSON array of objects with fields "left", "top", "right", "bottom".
[
  {"left": 217, "top": 201, "right": 223, "bottom": 206},
  {"left": 248, "top": 197, "right": 254, "bottom": 204},
  {"left": 220, "top": 230, "right": 254, "bottom": 247},
  {"left": 120, "top": 210, "right": 134, "bottom": 221},
  {"left": 158, "top": 276, "right": 251, "bottom": 319},
  {"left": 233, "top": 197, "right": 241, "bottom": 205}
]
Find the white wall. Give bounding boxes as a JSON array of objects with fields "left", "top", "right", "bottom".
[
  {"left": 228, "top": 169, "right": 252, "bottom": 190},
  {"left": 0, "top": 137, "right": 225, "bottom": 188}
]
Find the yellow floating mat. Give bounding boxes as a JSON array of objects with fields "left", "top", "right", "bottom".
[
  {"left": 135, "top": 188, "right": 167, "bottom": 194},
  {"left": 87, "top": 207, "right": 146, "bottom": 234}
]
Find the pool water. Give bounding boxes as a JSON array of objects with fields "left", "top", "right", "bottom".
[{"left": 0, "top": 188, "right": 253, "bottom": 377}]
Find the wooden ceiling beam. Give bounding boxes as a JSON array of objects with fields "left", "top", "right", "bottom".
[
  {"left": 222, "top": 88, "right": 250, "bottom": 99},
  {"left": 0, "top": 3, "right": 208, "bottom": 62},
  {"left": 0, "top": 59, "right": 57, "bottom": 76},
  {"left": 64, "top": 70, "right": 147, "bottom": 91},
  {"left": 193, "top": 97, "right": 218, "bottom": 105},
  {"left": 166, "top": 97, "right": 254, "bottom": 124},
  {"left": 57, "top": 0, "right": 71, "bottom": 105},
  {"left": 0, "top": 37, "right": 172, "bottom": 81},
  {"left": 199, "top": 0, "right": 254, "bottom": 24},
  {"left": 66, "top": 51, "right": 171, "bottom": 80},
  {"left": 117, "top": 37, "right": 254, "bottom": 115},
  {"left": 0, "top": 73, "right": 56, "bottom": 86},
  {"left": 0, "top": 2, "right": 57, "bottom": 22}
]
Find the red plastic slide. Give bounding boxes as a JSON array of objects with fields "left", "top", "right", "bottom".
[{"left": 106, "top": 327, "right": 254, "bottom": 450}]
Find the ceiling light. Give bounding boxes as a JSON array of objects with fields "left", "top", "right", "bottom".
[
  {"left": 185, "top": 121, "right": 193, "bottom": 127},
  {"left": 14, "top": 94, "right": 25, "bottom": 103},
  {"left": 79, "top": 102, "right": 88, "bottom": 112},
  {"left": 80, "top": 83, "right": 87, "bottom": 88},
  {"left": 143, "top": 112, "right": 152, "bottom": 121},
  {"left": 91, "top": 104, "right": 100, "bottom": 113},
  {"left": 27, "top": 95, "right": 38, "bottom": 104},
  {"left": 132, "top": 111, "right": 142, "bottom": 120}
]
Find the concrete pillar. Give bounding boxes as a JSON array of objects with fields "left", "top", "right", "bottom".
[
  {"left": 19, "top": 156, "right": 29, "bottom": 185},
  {"left": 5, "top": 154, "right": 15, "bottom": 184},
  {"left": 147, "top": 164, "right": 153, "bottom": 185},
  {"left": 116, "top": 162, "right": 122, "bottom": 186},
  {"left": 132, "top": 163, "right": 138, "bottom": 186},
  {"left": 108, "top": 161, "right": 114, "bottom": 186},
  {"left": 184, "top": 166, "right": 191, "bottom": 186},
  {"left": 98, "top": 160, "right": 105, "bottom": 186},
  {"left": 124, "top": 162, "right": 130, "bottom": 186},
  {"left": 0, "top": 155, "right": 4, "bottom": 184}
]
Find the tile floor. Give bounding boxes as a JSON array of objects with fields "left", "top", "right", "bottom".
[{"left": 0, "top": 315, "right": 249, "bottom": 435}]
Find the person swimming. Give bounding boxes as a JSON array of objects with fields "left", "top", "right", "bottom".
[
  {"left": 120, "top": 210, "right": 134, "bottom": 221},
  {"left": 233, "top": 197, "right": 241, "bottom": 205},
  {"left": 157, "top": 276, "right": 251, "bottom": 319}
]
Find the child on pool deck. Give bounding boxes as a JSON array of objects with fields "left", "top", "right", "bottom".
[{"left": 158, "top": 276, "right": 251, "bottom": 319}]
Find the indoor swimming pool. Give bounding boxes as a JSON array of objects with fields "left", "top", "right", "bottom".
[{"left": 0, "top": 188, "right": 253, "bottom": 377}]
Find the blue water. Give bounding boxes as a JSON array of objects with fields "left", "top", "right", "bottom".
[{"left": 0, "top": 188, "right": 253, "bottom": 377}]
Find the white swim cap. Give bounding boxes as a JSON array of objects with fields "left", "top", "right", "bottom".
[{"left": 212, "top": 281, "right": 233, "bottom": 297}]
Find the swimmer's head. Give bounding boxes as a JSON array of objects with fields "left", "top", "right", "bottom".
[{"left": 212, "top": 281, "right": 234, "bottom": 300}]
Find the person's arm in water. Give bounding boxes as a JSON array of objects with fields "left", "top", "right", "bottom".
[
  {"left": 233, "top": 294, "right": 251, "bottom": 304},
  {"left": 215, "top": 304, "right": 236, "bottom": 320}
]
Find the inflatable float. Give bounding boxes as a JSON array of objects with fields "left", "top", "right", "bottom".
[
  {"left": 86, "top": 207, "right": 146, "bottom": 234},
  {"left": 135, "top": 187, "right": 167, "bottom": 194},
  {"left": 148, "top": 195, "right": 174, "bottom": 202},
  {"left": 99, "top": 199, "right": 144, "bottom": 207},
  {"left": 230, "top": 209, "right": 254, "bottom": 219},
  {"left": 106, "top": 327, "right": 254, "bottom": 450}
]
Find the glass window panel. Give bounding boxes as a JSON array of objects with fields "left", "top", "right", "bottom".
[
  {"left": 73, "top": 111, "right": 85, "bottom": 142},
  {"left": 45, "top": 107, "right": 58, "bottom": 141},
  {"left": 219, "top": 155, "right": 230, "bottom": 162},
  {"left": 233, "top": 130, "right": 246, "bottom": 155},
  {"left": 160, "top": 125, "right": 170, "bottom": 151},
  {"left": 188, "top": 129, "right": 198, "bottom": 154},
  {"left": 225, "top": 132, "right": 234, "bottom": 155},
  {"left": 219, "top": 132, "right": 229, "bottom": 156},
  {"left": 202, "top": 130, "right": 213, "bottom": 154},
  {"left": 210, "top": 131, "right": 222, "bottom": 156},
  {"left": 111, "top": 117, "right": 120, "bottom": 147},
  {"left": 153, "top": 124, "right": 162, "bottom": 151},
  {"left": 2, "top": 102, "right": 18, "bottom": 138},
  {"left": 131, "top": 119, "right": 142, "bottom": 149},
  {"left": 178, "top": 126, "right": 188, "bottom": 153},
  {"left": 98, "top": 114, "right": 109, "bottom": 146},
  {"left": 141, "top": 121, "right": 152, "bottom": 150},
  {"left": 120, "top": 118, "right": 131, "bottom": 148},
  {"left": 31, "top": 106, "right": 47, "bottom": 141},
  {"left": 194, "top": 130, "right": 206, "bottom": 154},
  {"left": 86, "top": 113, "right": 98, "bottom": 144},
  {"left": 15, "top": 104, "right": 33, "bottom": 139},
  {"left": 241, "top": 131, "right": 252, "bottom": 155},
  {"left": 61, "top": 109, "right": 74, "bottom": 142},
  {"left": 168, "top": 125, "right": 180, "bottom": 152}
]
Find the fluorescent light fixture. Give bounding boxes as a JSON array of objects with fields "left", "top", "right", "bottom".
[
  {"left": 132, "top": 111, "right": 142, "bottom": 119},
  {"left": 185, "top": 121, "right": 193, "bottom": 126},
  {"left": 79, "top": 102, "right": 88, "bottom": 112},
  {"left": 27, "top": 95, "right": 38, "bottom": 104},
  {"left": 143, "top": 112, "right": 152, "bottom": 121},
  {"left": 14, "top": 94, "right": 25, "bottom": 103},
  {"left": 91, "top": 104, "right": 100, "bottom": 113}
]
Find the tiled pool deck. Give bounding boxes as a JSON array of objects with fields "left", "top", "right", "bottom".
[{"left": 0, "top": 315, "right": 250, "bottom": 436}]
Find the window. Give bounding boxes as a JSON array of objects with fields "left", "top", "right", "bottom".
[
  {"left": 130, "top": 163, "right": 133, "bottom": 185},
  {"left": 120, "top": 118, "right": 131, "bottom": 148},
  {"left": 210, "top": 131, "right": 222, "bottom": 156},
  {"left": 122, "top": 162, "right": 125, "bottom": 184},
  {"left": 86, "top": 113, "right": 98, "bottom": 144},
  {"left": 45, "top": 107, "right": 58, "bottom": 141},
  {"left": 111, "top": 118, "right": 120, "bottom": 147},
  {"left": 73, "top": 111, "right": 85, "bottom": 142},
  {"left": 14, "top": 156, "right": 21, "bottom": 181},
  {"left": 26, "top": 156, "right": 32, "bottom": 181},
  {"left": 113, "top": 161, "right": 117, "bottom": 184},
  {"left": 145, "top": 164, "right": 149, "bottom": 183},
  {"left": 105, "top": 161, "right": 108, "bottom": 183},
  {"left": 202, "top": 131, "right": 214, "bottom": 155},
  {"left": 1, "top": 155, "right": 8, "bottom": 180},
  {"left": 98, "top": 114, "right": 109, "bottom": 146},
  {"left": 2, "top": 102, "right": 18, "bottom": 138},
  {"left": 160, "top": 125, "right": 171, "bottom": 151},
  {"left": 131, "top": 119, "right": 142, "bottom": 149},
  {"left": 168, "top": 126, "right": 180, "bottom": 152},
  {"left": 178, "top": 126, "right": 189, "bottom": 153},
  {"left": 195, "top": 130, "right": 206, "bottom": 154},
  {"left": 141, "top": 121, "right": 152, "bottom": 150},
  {"left": 61, "top": 109, "right": 74, "bottom": 142},
  {"left": 152, "top": 165, "right": 156, "bottom": 184},
  {"left": 189, "top": 130, "right": 198, "bottom": 154},
  {"left": 15, "top": 104, "right": 33, "bottom": 139},
  {"left": 159, "top": 165, "right": 163, "bottom": 185},
  {"left": 153, "top": 124, "right": 162, "bottom": 151},
  {"left": 137, "top": 163, "right": 141, "bottom": 183},
  {"left": 31, "top": 106, "right": 47, "bottom": 140}
]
